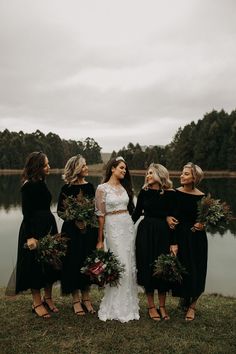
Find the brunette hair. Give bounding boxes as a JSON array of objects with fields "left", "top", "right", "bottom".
[
  {"left": 103, "top": 156, "right": 134, "bottom": 214},
  {"left": 63, "top": 155, "right": 86, "bottom": 184},
  {"left": 22, "top": 151, "right": 47, "bottom": 183}
]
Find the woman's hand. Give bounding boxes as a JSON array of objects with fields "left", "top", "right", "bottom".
[
  {"left": 192, "top": 222, "right": 205, "bottom": 231},
  {"left": 170, "top": 244, "right": 178, "bottom": 256},
  {"left": 96, "top": 241, "right": 104, "bottom": 250},
  {"left": 26, "top": 237, "right": 38, "bottom": 250},
  {"left": 166, "top": 216, "right": 179, "bottom": 230}
]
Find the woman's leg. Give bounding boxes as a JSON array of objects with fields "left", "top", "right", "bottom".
[
  {"left": 158, "top": 292, "right": 170, "bottom": 320},
  {"left": 185, "top": 299, "right": 197, "bottom": 321},
  {"left": 146, "top": 291, "right": 161, "bottom": 321},
  {"left": 43, "top": 285, "right": 59, "bottom": 313},
  {"left": 81, "top": 289, "right": 96, "bottom": 314},
  {"left": 72, "top": 290, "right": 85, "bottom": 316},
  {"left": 31, "top": 288, "right": 50, "bottom": 318}
]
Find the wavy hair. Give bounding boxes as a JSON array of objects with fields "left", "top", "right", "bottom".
[
  {"left": 63, "top": 155, "right": 86, "bottom": 184},
  {"left": 184, "top": 162, "right": 204, "bottom": 186},
  {"left": 21, "top": 151, "right": 47, "bottom": 183},
  {"left": 143, "top": 163, "right": 173, "bottom": 191}
]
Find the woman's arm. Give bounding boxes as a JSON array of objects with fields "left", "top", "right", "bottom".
[
  {"left": 132, "top": 189, "right": 144, "bottom": 223},
  {"left": 96, "top": 216, "right": 105, "bottom": 249}
]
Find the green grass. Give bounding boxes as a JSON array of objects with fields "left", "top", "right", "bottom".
[{"left": 0, "top": 288, "right": 235, "bottom": 354}]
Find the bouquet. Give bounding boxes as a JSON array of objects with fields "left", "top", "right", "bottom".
[
  {"left": 25, "top": 233, "right": 69, "bottom": 270},
  {"left": 81, "top": 249, "right": 125, "bottom": 287},
  {"left": 58, "top": 190, "right": 98, "bottom": 232},
  {"left": 191, "top": 194, "right": 233, "bottom": 233},
  {"left": 153, "top": 254, "right": 187, "bottom": 284}
]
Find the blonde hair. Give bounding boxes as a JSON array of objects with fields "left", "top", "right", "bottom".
[
  {"left": 184, "top": 162, "right": 204, "bottom": 186},
  {"left": 143, "top": 163, "right": 173, "bottom": 190},
  {"left": 63, "top": 155, "right": 86, "bottom": 183}
]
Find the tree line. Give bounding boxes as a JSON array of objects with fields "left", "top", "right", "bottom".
[
  {"left": 0, "top": 130, "right": 102, "bottom": 168},
  {"left": 111, "top": 110, "right": 236, "bottom": 170},
  {"left": 1, "top": 109, "right": 235, "bottom": 170}
]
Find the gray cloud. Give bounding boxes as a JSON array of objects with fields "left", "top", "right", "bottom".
[{"left": 0, "top": 0, "right": 236, "bottom": 151}]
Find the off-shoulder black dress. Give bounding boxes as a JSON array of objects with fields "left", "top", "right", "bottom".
[
  {"left": 172, "top": 190, "right": 208, "bottom": 301},
  {"left": 57, "top": 183, "right": 98, "bottom": 294},
  {"left": 15, "top": 180, "right": 59, "bottom": 293},
  {"left": 132, "top": 189, "right": 177, "bottom": 293}
]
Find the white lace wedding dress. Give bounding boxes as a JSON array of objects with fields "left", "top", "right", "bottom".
[{"left": 95, "top": 183, "right": 140, "bottom": 322}]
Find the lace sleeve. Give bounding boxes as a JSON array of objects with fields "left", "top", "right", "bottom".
[{"left": 95, "top": 184, "right": 106, "bottom": 216}]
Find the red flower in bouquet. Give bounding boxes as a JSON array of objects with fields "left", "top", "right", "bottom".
[{"left": 81, "top": 249, "right": 125, "bottom": 287}]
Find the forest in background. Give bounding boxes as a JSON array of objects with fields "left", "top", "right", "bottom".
[
  {"left": 112, "top": 109, "right": 236, "bottom": 170},
  {"left": 0, "top": 109, "right": 236, "bottom": 170}
]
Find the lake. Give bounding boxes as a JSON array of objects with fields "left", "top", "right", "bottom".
[{"left": 0, "top": 174, "right": 236, "bottom": 297}]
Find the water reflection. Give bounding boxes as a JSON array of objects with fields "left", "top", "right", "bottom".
[
  {"left": 1, "top": 174, "right": 235, "bottom": 234},
  {"left": 1, "top": 174, "right": 236, "bottom": 295}
]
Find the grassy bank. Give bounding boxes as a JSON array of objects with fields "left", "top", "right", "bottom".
[{"left": 0, "top": 289, "right": 235, "bottom": 354}]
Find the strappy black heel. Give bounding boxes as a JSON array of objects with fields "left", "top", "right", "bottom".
[
  {"left": 159, "top": 305, "right": 170, "bottom": 320},
  {"left": 42, "top": 297, "right": 59, "bottom": 313},
  {"left": 81, "top": 299, "right": 96, "bottom": 314},
  {"left": 148, "top": 306, "right": 161, "bottom": 321},
  {"left": 32, "top": 303, "right": 51, "bottom": 319},
  {"left": 72, "top": 301, "right": 85, "bottom": 316},
  {"left": 185, "top": 306, "right": 195, "bottom": 321}
]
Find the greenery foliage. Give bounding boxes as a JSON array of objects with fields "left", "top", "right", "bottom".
[
  {"left": 0, "top": 130, "right": 102, "bottom": 168},
  {"left": 1, "top": 109, "right": 236, "bottom": 170},
  {"left": 153, "top": 254, "right": 187, "bottom": 284},
  {"left": 112, "top": 110, "right": 236, "bottom": 170}
]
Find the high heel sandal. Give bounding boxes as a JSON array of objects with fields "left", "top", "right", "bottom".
[
  {"left": 72, "top": 301, "right": 85, "bottom": 316},
  {"left": 42, "top": 297, "right": 59, "bottom": 313},
  {"left": 32, "top": 303, "right": 51, "bottom": 319},
  {"left": 185, "top": 306, "right": 195, "bottom": 321},
  {"left": 148, "top": 306, "right": 161, "bottom": 321},
  {"left": 81, "top": 299, "right": 96, "bottom": 314},
  {"left": 159, "top": 306, "right": 170, "bottom": 320}
]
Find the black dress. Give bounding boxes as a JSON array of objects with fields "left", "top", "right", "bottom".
[
  {"left": 15, "top": 180, "right": 59, "bottom": 293},
  {"left": 172, "top": 190, "right": 208, "bottom": 301},
  {"left": 57, "top": 183, "right": 98, "bottom": 294},
  {"left": 132, "top": 189, "right": 176, "bottom": 293}
]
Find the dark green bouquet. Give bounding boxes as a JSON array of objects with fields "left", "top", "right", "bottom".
[
  {"left": 192, "top": 194, "right": 233, "bottom": 233},
  {"left": 153, "top": 254, "right": 187, "bottom": 284},
  {"left": 81, "top": 249, "right": 125, "bottom": 287},
  {"left": 35, "top": 233, "right": 69, "bottom": 270},
  {"left": 58, "top": 190, "right": 98, "bottom": 232}
]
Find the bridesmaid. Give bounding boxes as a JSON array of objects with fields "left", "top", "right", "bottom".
[
  {"left": 167, "top": 162, "right": 207, "bottom": 321},
  {"left": 15, "top": 151, "right": 59, "bottom": 318},
  {"left": 57, "top": 155, "right": 97, "bottom": 316},
  {"left": 132, "top": 163, "right": 177, "bottom": 321}
]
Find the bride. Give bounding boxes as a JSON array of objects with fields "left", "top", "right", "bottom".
[{"left": 95, "top": 156, "right": 140, "bottom": 322}]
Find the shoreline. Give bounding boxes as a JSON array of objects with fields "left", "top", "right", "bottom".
[{"left": 1, "top": 167, "right": 236, "bottom": 178}]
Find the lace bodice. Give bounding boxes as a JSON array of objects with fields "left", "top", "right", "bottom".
[{"left": 95, "top": 183, "right": 129, "bottom": 216}]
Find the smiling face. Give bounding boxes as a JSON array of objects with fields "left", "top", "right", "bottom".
[
  {"left": 180, "top": 166, "right": 194, "bottom": 186},
  {"left": 146, "top": 168, "right": 159, "bottom": 187},
  {"left": 112, "top": 161, "right": 126, "bottom": 180}
]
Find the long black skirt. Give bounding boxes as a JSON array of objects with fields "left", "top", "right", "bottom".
[{"left": 136, "top": 217, "right": 172, "bottom": 293}]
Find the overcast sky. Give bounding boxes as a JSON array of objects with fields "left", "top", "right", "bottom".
[{"left": 0, "top": 0, "right": 235, "bottom": 152}]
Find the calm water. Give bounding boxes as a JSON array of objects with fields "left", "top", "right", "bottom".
[{"left": 0, "top": 174, "right": 236, "bottom": 296}]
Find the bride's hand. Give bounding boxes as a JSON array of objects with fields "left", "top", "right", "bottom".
[{"left": 96, "top": 241, "right": 104, "bottom": 249}]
